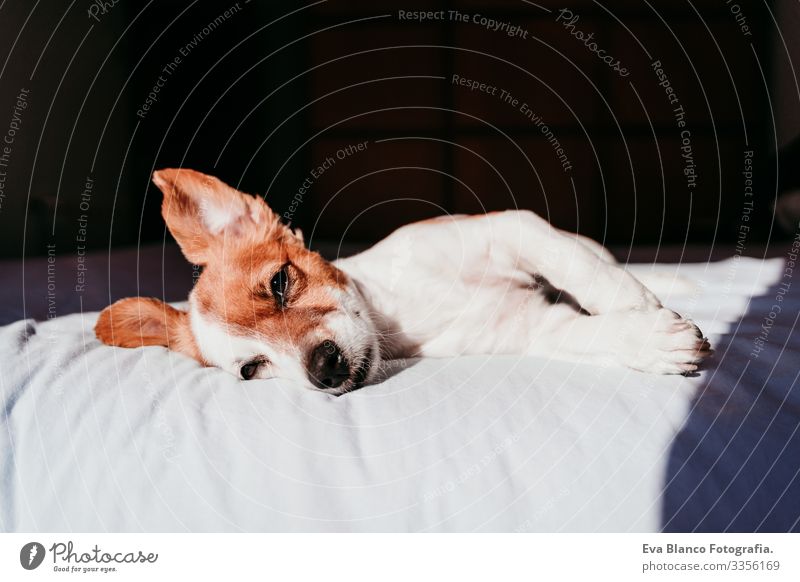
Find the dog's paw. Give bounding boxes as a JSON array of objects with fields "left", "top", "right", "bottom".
[{"left": 617, "top": 308, "right": 713, "bottom": 374}]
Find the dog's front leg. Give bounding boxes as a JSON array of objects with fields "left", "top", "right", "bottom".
[{"left": 526, "top": 309, "right": 712, "bottom": 374}]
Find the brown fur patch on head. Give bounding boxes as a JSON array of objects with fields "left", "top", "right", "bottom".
[
  {"left": 95, "top": 297, "right": 202, "bottom": 362},
  {"left": 191, "top": 235, "right": 348, "bottom": 352},
  {"left": 97, "top": 168, "right": 346, "bottom": 363}
]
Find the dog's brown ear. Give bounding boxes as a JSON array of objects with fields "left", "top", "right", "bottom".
[
  {"left": 95, "top": 297, "right": 202, "bottom": 362},
  {"left": 152, "top": 168, "right": 287, "bottom": 265}
]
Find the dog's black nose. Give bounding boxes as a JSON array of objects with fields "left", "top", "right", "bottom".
[{"left": 308, "top": 341, "right": 351, "bottom": 389}]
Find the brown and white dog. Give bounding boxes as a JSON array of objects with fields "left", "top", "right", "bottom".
[{"left": 95, "top": 168, "right": 712, "bottom": 394}]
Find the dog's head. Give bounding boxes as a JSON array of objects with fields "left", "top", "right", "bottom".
[{"left": 95, "top": 168, "right": 379, "bottom": 394}]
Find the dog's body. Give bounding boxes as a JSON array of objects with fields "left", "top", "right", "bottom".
[{"left": 96, "top": 169, "right": 712, "bottom": 394}]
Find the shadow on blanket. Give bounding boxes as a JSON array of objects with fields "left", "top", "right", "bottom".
[{"left": 662, "top": 255, "right": 800, "bottom": 532}]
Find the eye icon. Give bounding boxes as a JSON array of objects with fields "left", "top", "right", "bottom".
[{"left": 20, "top": 542, "right": 45, "bottom": 570}]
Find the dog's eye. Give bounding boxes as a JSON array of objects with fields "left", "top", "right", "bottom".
[
  {"left": 240, "top": 361, "right": 260, "bottom": 380},
  {"left": 270, "top": 265, "right": 290, "bottom": 306}
]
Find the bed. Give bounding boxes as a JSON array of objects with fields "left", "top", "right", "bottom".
[{"left": 1, "top": 244, "right": 798, "bottom": 532}]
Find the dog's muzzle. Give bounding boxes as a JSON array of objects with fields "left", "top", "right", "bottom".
[
  {"left": 307, "top": 341, "right": 374, "bottom": 393},
  {"left": 308, "top": 341, "right": 351, "bottom": 389}
]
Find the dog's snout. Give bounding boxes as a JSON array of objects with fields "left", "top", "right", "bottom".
[{"left": 308, "top": 341, "right": 350, "bottom": 389}]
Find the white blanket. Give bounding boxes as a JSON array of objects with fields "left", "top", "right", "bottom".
[{"left": 0, "top": 257, "right": 791, "bottom": 532}]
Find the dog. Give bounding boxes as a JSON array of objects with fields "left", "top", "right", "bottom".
[{"left": 95, "top": 168, "right": 713, "bottom": 394}]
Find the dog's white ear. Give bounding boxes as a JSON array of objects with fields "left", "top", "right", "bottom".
[{"left": 152, "top": 168, "right": 284, "bottom": 265}]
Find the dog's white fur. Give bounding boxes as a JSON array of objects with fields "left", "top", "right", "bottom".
[
  {"left": 96, "top": 170, "right": 711, "bottom": 395},
  {"left": 335, "top": 211, "right": 710, "bottom": 389}
]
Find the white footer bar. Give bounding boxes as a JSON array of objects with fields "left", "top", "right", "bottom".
[{"left": 1, "top": 533, "right": 797, "bottom": 581}]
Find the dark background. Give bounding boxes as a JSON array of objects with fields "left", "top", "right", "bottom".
[{"left": 0, "top": 0, "right": 793, "bottom": 264}]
